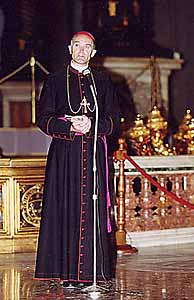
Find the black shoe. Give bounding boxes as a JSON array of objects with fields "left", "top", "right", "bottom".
[
  {"left": 62, "top": 282, "right": 78, "bottom": 289},
  {"left": 77, "top": 282, "right": 92, "bottom": 288}
]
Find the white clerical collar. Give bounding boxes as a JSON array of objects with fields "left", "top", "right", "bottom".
[{"left": 70, "top": 60, "right": 89, "bottom": 73}]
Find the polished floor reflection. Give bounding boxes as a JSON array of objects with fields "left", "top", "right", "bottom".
[{"left": 0, "top": 243, "right": 194, "bottom": 299}]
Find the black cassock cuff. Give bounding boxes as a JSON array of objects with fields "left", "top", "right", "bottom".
[
  {"left": 88, "top": 116, "right": 113, "bottom": 137},
  {"left": 47, "top": 117, "right": 75, "bottom": 140}
]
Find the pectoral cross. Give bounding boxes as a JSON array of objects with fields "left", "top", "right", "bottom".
[{"left": 80, "top": 96, "right": 88, "bottom": 114}]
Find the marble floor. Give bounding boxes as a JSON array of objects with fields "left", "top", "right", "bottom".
[{"left": 0, "top": 243, "right": 194, "bottom": 300}]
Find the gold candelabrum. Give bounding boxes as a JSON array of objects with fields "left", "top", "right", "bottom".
[
  {"left": 127, "top": 114, "right": 149, "bottom": 141},
  {"left": 127, "top": 105, "right": 174, "bottom": 156},
  {"left": 127, "top": 114, "right": 152, "bottom": 156},
  {"left": 184, "top": 118, "right": 194, "bottom": 154},
  {"left": 173, "top": 109, "right": 193, "bottom": 154},
  {"left": 147, "top": 105, "right": 167, "bottom": 132},
  {"left": 126, "top": 107, "right": 193, "bottom": 156},
  {"left": 147, "top": 106, "right": 174, "bottom": 155}
]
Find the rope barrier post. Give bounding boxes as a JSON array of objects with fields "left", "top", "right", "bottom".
[
  {"left": 114, "top": 138, "right": 138, "bottom": 255},
  {"left": 30, "top": 55, "right": 36, "bottom": 125},
  {"left": 0, "top": 57, "right": 49, "bottom": 127}
]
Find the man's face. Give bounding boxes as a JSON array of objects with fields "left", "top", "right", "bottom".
[{"left": 71, "top": 34, "right": 94, "bottom": 66}]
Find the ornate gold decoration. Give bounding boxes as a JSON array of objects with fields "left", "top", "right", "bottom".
[
  {"left": 178, "top": 109, "right": 192, "bottom": 134},
  {"left": 127, "top": 106, "right": 173, "bottom": 156},
  {"left": 0, "top": 157, "right": 46, "bottom": 253},
  {"left": 0, "top": 183, "right": 4, "bottom": 230},
  {"left": 0, "top": 179, "right": 9, "bottom": 234},
  {"left": 127, "top": 114, "right": 149, "bottom": 141},
  {"left": 147, "top": 105, "right": 167, "bottom": 132},
  {"left": 186, "top": 118, "right": 194, "bottom": 154},
  {"left": 174, "top": 109, "right": 193, "bottom": 154},
  {"left": 108, "top": 0, "right": 117, "bottom": 17},
  {"left": 147, "top": 106, "right": 173, "bottom": 155},
  {"left": 20, "top": 184, "right": 43, "bottom": 228},
  {"left": 127, "top": 114, "right": 152, "bottom": 155},
  {"left": 151, "top": 132, "right": 174, "bottom": 156},
  {"left": 174, "top": 108, "right": 192, "bottom": 140}
]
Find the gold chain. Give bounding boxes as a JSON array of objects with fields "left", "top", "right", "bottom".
[{"left": 66, "top": 65, "right": 96, "bottom": 114}]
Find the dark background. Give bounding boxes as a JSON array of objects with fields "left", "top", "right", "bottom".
[{"left": 1, "top": 0, "right": 194, "bottom": 125}]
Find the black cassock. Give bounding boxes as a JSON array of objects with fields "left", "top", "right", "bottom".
[{"left": 35, "top": 65, "right": 120, "bottom": 283}]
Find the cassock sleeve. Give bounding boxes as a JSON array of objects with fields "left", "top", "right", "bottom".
[
  {"left": 36, "top": 75, "right": 74, "bottom": 140},
  {"left": 89, "top": 74, "right": 121, "bottom": 137}
]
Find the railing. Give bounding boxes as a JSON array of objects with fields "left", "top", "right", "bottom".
[
  {"left": 123, "top": 172, "right": 194, "bottom": 232},
  {"left": 114, "top": 139, "right": 194, "bottom": 249}
]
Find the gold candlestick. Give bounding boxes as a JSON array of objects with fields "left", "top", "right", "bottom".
[
  {"left": 147, "top": 105, "right": 167, "bottom": 132},
  {"left": 174, "top": 108, "right": 193, "bottom": 154},
  {"left": 185, "top": 118, "right": 194, "bottom": 154},
  {"left": 127, "top": 114, "right": 149, "bottom": 141},
  {"left": 127, "top": 114, "right": 151, "bottom": 155}
]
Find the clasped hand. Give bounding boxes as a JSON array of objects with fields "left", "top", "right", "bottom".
[{"left": 70, "top": 115, "right": 91, "bottom": 134}]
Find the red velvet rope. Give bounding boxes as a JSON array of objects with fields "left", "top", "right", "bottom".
[{"left": 124, "top": 154, "right": 194, "bottom": 210}]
